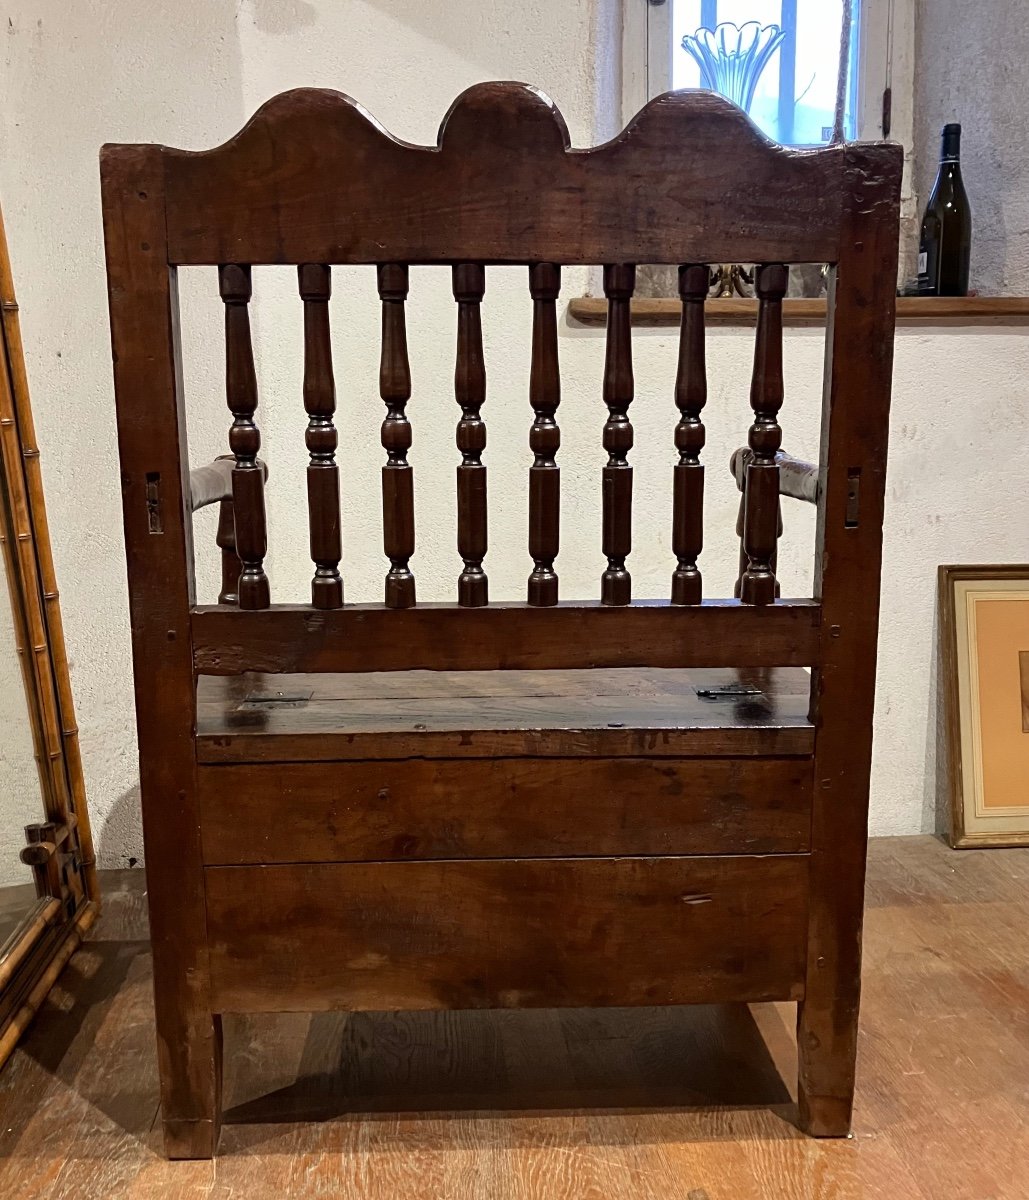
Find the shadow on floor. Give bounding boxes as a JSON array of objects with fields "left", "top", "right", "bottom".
[
  {"left": 2, "top": 869, "right": 799, "bottom": 1163},
  {"left": 222, "top": 1001, "right": 795, "bottom": 1136}
]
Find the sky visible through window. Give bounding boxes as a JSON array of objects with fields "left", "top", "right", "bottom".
[{"left": 670, "top": 0, "right": 856, "bottom": 145}]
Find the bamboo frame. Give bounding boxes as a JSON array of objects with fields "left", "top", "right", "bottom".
[{"left": 0, "top": 198, "right": 97, "bottom": 1071}]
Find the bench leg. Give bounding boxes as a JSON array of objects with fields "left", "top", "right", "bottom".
[
  {"left": 796, "top": 997, "right": 856, "bottom": 1137},
  {"left": 158, "top": 1012, "right": 223, "bottom": 1159}
]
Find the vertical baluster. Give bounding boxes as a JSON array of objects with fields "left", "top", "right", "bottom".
[
  {"left": 298, "top": 263, "right": 342, "bottom": 609},
  {"left": 740, "top": 262, "right": 788, "bottom": 605},
  {"left": 672, "top": 264, "right": 708, "bottom": 604},
  {"left": 219, "top": 264, "right": 269, "bottom": 609},
  {"left": 378, "top": 263, "right": 416, "bottom": 608},
  {"left": 734, "top": 467, "right": 782, "bottom": 598},
  {"left": 453, "top": 263, "right": 488, "bottom": 607},
  {"left": 527, "top": 262, "right": 561, "bottom": 606},
  {"left": 601, "top": 263, "right": 635, "bottom": 605}
]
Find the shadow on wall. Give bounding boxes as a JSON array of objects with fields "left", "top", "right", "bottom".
[
  {"left": 1, "top": 0, "right": 255, "bottom": 890},
  {"left": 248, "top": 0, "right": 318, "bottom": 35},
  {"left": 97, "top": 785, "right": 145, "bottom": 871}
]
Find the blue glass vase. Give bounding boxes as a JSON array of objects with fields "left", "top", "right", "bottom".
[{"left": 681, "top": 21, "right": 786, "bottom": 116}]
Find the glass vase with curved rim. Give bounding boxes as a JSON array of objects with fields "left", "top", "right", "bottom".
[{"left": 681, "top": 20, "right": 786, "bottom": 115}]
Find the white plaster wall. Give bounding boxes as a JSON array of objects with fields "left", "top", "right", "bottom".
[
  {"left": 0, "top": 0, "right": 1026, "bottom": 864},
  {"left": 915, "top": 0, "right": 1029, "bottom": 294}
]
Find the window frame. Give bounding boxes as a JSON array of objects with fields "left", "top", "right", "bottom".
[
  {"left": 621, "top": 0, "right": 906, "bottom": 146},
  {"left": 620, "top": 0, "right": 918, "bottom": 276}
]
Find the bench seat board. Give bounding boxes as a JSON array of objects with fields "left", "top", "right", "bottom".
[{"left": 196, "top": 666, "right": 815, "bottom": 762}]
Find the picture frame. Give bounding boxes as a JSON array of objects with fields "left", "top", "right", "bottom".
[{"left": 939, "top": 564, "right": 1029, "bottom": 848}]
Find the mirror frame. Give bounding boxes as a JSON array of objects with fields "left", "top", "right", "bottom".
[{"left": 0, "top": 202, "right": 98, "bottom": 1068}]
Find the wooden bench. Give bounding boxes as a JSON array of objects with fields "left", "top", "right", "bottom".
[{"left": 101, "top": 83, "right": 901, "bottom": 1158}]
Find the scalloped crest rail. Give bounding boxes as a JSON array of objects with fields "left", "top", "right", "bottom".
[{"left": 101, "top": 83, "right": 902, "bottom": 1158}]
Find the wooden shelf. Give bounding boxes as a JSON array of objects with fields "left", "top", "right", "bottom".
[{"left": 567, "top": 295, "right": 1029, "bottom": 328}]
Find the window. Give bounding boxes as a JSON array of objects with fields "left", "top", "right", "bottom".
[
  {"left": 668, "top": 1, "right": 857, "bottom": 144},
  {"left": 626, "top": 0, "right": 897, "bottom": 147},
  {"left": 617, "top": 0, "right": 913, "bottom": 296}
]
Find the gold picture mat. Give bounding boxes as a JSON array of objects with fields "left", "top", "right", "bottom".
[{"left": 941, "top": 565, "right": 1029, "bottom": 847}]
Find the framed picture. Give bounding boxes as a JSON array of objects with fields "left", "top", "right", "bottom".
[{"left": 940, "top": 564, "right": 1029, "bottom": 847}]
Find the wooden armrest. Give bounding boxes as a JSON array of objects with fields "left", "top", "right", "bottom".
[
  {"left": 729, "top": 447, "right": 820, "bottom": 505},
  {"left": 189, "top": 456, "right": 269, "bottom": 512}
]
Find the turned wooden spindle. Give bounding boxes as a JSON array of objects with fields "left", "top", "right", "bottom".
[
  {"left": 527, "top": 262, "right": 561, "bottom": 607},
  {"left": 734, "top": 486, "right": 783, "bottom": 599},
  {"left": 219, "top": 264, "right": 270, "bottom": 609},
  {"left": 672, "top": 263, "right": 708, "bottom": 605},
  {"left": 378, "top": 264, "right": 416, "bottom": 608},
  {"left": 453, "top": 263, "right": 488, "bottom": 607},
  {"left": 298, "top": 263, "right": 343, "bottom": 609},
  {"left": 739, "top": 262, "right": 788, "bottom": 605},
  {"left": 601, "top": 263, "right": 635, "bottom": 606}
]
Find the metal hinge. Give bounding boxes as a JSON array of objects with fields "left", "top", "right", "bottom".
[
  {"left": 241, "top": 688, "right": 314, "bottom": 708},
  {"left": 696, "top": 684, "right": 763, "bottom": 700}
]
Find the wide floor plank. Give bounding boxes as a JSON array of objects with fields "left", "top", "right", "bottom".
[{"left": 2, "top": 840, "right": 1028, "bottom": 1198}]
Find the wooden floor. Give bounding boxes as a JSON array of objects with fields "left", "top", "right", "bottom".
[{"left": 1, "top": 835, "right": 1027, "bottom": 1198}]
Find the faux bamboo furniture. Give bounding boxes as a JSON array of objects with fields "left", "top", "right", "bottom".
[
  {"left": 0, "top": 200, "right": 97, "bottom": 1069},
  {"left": 101, "top": 84, "right": 901, "bottom": 1158}
]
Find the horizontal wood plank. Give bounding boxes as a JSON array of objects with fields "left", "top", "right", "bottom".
[
  {"left": 567, "top": 295, "right": 1029, "bottom": 328},
  {"left": 198, "top": 723, "right": 813, "bottom": 762},
  {"left": 191, "top": 601, "right": 822, "bottom": 674},
  {"left": 198, "top": 757, "right": 813, "bottom": 862},
  {"left": 205, "top": 856, "right": 809, "bottom": 1012},
  {"left": 157, "top": 86, "right": 857, "bottom": 266},
  {"left": 196, "top": 665, "right": 814, "bottom": 762}
]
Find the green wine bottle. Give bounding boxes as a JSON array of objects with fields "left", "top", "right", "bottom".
[{"left": 917, "top": 123, "right": 972, "bottom": 296}]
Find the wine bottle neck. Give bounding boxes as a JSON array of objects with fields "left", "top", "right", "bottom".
[{"left": 941, "top": 124, "right": 961, "bottom": 163}]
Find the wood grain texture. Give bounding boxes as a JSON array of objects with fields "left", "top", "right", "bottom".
[
  {"left": 600, "top": 264, "right": 635, "bottom": 605},
  {"left": 672, "top": 263, "right": 708, "bottom": 604},
  {"left": 219, "top": 264, "right": 269, "bottom": 611},
  {"left": 797, "top": 144, "right": 902, "bottom": 1136},
  {"left": 568, "top": 293, "right": 1029, "bottom": 327},
  {"left": 101, "top": 83, "right": 902, "bottom": 1157},
  {"left": 377, "top": 263, "right": 416, "bottom": 609},
  {"left": 206, "top": 856, "right": 809, "bottom": 1012},
  {"left": 740, "top": 263, "right": 787, "bottom": 606},
  {"left": 527, "top": 262, "right": 561, "bottom": 606},
  {"left": 101, "top": 145, "right": 222, "bottom": 1156},
  {"left": 8, "top": 841, "right": 1027, "bottom": 1198},
  {"left": 195, "top": 664, "right": 814, "bottom": 761},
  {"left": 452, "top": 263, "right": 488, "bottom": 607},
  {"left": 298, "top": 262, "right": 343, "bottom": 610},
  {"left": 191, "top": 600, "right": 822, "bottom": 674},
  {"left": 156, "top": 86, "right": 857, "bottom": 266},
  {"left": 198, "top": 756, "right": 813, "bottom": 863}
]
